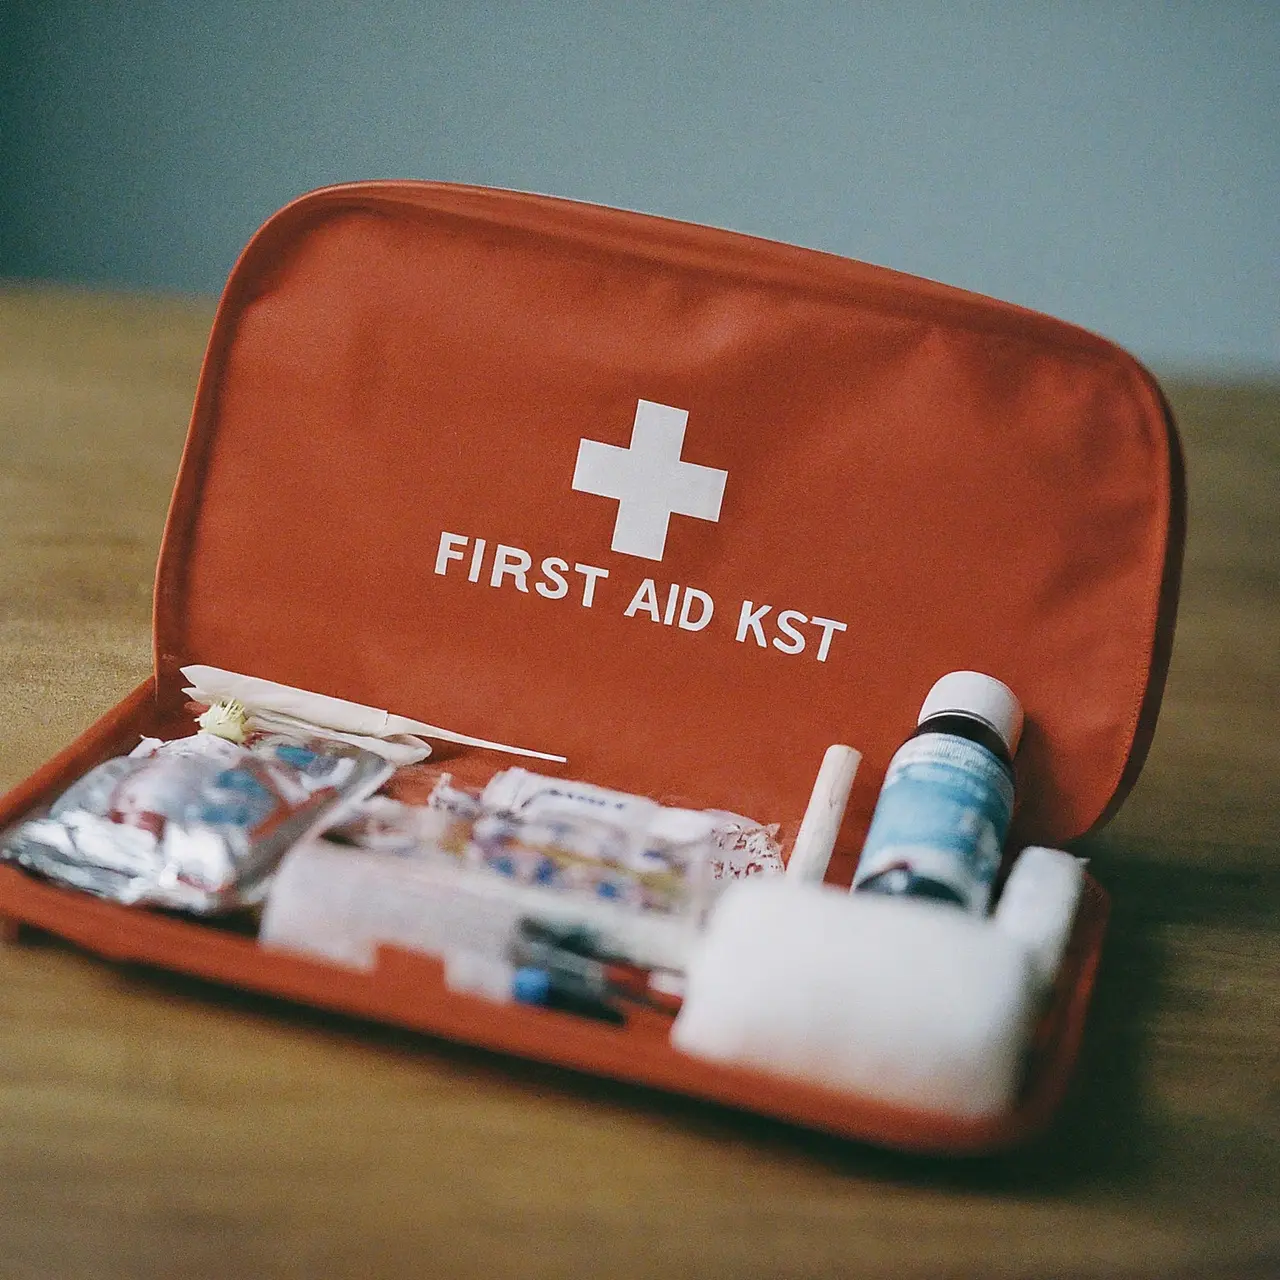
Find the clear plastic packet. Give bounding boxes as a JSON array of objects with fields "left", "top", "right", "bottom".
[
  {"left": 466, "top": 807, "right": 715, "bottom": 916},
  {"left": 327, "top": 769, "right": 784, "bottom": 922},
  {"left": 1, "top": 731, "right": 393, "bottom": 914},
  {"left": 478, "top": 768, "right": 784, "bottom": 878}
]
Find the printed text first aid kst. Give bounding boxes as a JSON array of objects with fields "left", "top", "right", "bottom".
[{"left": 434, "top": 531, "right": 848, "bottom": 663}]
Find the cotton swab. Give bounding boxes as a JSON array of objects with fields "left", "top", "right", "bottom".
[{"left": 182, "top": 664, "right": 567, "bottom": 762}]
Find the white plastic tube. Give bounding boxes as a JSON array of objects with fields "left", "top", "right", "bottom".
[{"left": 785, "top": 744, "right": 861, "bottom": 884}]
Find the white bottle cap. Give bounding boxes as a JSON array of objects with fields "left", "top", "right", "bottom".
[{"left": 917, "top": 671, "right": 1024, "bottom": 757}]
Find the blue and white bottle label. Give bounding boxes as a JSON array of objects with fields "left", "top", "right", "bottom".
[{"left": 852, "top": 733, "right": 1014, "bottom": 913}]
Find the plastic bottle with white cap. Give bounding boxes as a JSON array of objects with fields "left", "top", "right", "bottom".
[{"left": 851, "top": 671, "right": 1023, "bottom": 914}]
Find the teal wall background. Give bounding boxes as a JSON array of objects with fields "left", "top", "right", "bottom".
[{"left": 2, "top": 1, "right": 1277, "bottom": 372}]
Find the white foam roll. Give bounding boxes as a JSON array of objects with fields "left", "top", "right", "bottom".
[
  {"left": 992, "top": 846, "right": 1086, "bottom": 991},
  {"left": 672, "top": 878, "right": 1040, "bottom": 1121}
]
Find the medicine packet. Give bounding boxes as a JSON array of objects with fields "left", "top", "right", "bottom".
[
  {"left": 329, "top": 767, "right": 784, "bottom": 923},
  {"left": 1, "top": 731, "right": 392, "bottom": 913}
]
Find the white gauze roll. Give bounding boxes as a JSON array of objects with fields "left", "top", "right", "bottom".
[
  {"left": 671, "top": 879, "right": 1041, "bottom": 1121},
  {"left": 992, "top": 846, "right": 1086, "bottom": 991}
]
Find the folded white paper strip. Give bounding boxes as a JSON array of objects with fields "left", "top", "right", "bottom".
[{"left": 181, "top": 665, "right": 567, "bottom": 764}]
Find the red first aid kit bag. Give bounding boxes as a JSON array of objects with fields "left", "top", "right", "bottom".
[{"left": 0, "top": 181, "right": 1183, "bottom": 1153}]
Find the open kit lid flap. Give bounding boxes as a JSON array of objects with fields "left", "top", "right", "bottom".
[{"left": 155, "top": 181, "right": 1183, "bottom": 867}]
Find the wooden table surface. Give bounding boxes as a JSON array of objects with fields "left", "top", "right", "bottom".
[{"left": 0, "top": 285, "right": 1276, "bottom": 1279}]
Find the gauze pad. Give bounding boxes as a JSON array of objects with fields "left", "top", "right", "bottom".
[
  {"left": 672, "top": 878, "right": 1041, "bottom": 1121},
  {"left": 993, "top": 845, "right": 1086, "bottom": 991}
]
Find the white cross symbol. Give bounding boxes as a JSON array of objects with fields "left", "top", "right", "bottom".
[{"left": 572, "top": 400, "right": 728, "bottom": 561}]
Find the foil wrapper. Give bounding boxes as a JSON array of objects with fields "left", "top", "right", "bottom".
[{"left": 2, "top": 731, "right": 392, "bottom": 913}]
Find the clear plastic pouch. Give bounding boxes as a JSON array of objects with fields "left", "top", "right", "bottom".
[{"left": 2, "top": 731, "right": 392, "bottom": 913}]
